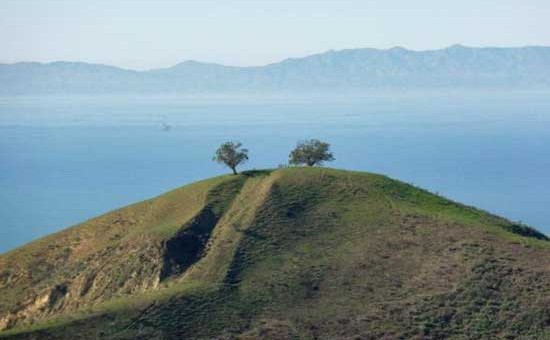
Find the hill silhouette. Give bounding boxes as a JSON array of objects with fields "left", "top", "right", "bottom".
[{"left": 2, "top": 45, "right": 550, "bottom": 94}]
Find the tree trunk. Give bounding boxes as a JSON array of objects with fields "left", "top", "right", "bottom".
[{"left": 231, "top": 167, "right": 237, "bottom": 175}]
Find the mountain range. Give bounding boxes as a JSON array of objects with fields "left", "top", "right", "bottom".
[{"left": 2, "top": 45, "right": 550, "bottom": 94}]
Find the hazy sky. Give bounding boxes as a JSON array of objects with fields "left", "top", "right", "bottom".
[{"left": 2, "top": 0, "right": 550, "bottom": 69}]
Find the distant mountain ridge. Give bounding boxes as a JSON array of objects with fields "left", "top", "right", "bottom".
[{"left": 2, "top": 45, "right": 550, "bottom": 94}]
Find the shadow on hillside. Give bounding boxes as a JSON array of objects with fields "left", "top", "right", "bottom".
[{"left": 241, "top": 169, "right": 273, "bottom": 177}]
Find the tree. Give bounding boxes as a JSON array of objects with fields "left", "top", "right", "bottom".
[
  {"left": 213, "top": 141, "right": 249, "bottom": 175},
  {"left": 289, "top": 139, "right": 335, "bottom": 166}
]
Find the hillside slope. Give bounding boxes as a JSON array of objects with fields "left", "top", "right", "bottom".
[{"left": 0, "top": 168, "right": 549, "bottom": 339}]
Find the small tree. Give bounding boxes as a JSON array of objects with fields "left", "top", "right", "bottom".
[
  {"left": 289, "top": 139, "right": 335, "bottom": 166},
  {"left": 213, "top": 141, "right": 249, "bottom": 175}
]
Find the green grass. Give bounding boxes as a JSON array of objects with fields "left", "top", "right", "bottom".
[{"left": 1, "top": 167, "right": 549, "bottom": 339}]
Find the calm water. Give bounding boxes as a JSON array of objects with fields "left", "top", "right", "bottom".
[{"left": 1, "top": 92, "right": 549, "bottom": 253}]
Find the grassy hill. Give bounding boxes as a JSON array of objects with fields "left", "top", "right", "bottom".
[{"left": 0, "top": 168, "right": 549, "bottom": 339}]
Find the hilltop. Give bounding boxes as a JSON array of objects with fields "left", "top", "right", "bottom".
[
  {"left": 0, "top": 168, "right": 549, "bottom": 339},
  {"left": 2, "top": 45, "right": 550, "bottom": 94}
]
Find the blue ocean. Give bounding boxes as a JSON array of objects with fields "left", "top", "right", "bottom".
[{"left": 1, "top": 92, "right": 549, "bottom": 253}]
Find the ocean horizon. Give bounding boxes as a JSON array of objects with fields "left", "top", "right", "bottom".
[{"left": 1, "top": 91, "right": 549, "bottom": 253}]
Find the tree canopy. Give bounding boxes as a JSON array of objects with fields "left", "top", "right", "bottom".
[
  {"left": 213, "top": 141, "right": 249, "bottom": 174},
  {"left": 289, "top": 139, "right": 335, "bottom": 166}
]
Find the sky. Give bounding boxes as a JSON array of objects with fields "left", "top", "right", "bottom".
[{"left": 1, "top": 0, "right": 550, "bottom": 70}]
